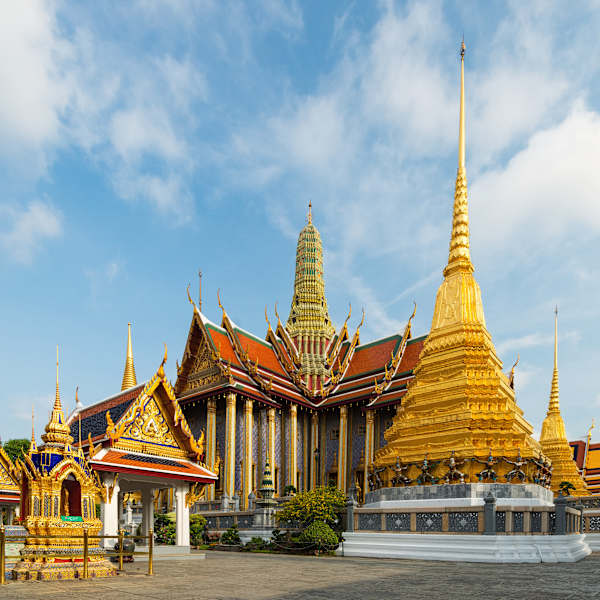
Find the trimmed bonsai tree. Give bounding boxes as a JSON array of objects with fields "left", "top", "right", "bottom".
[
  {"left": 558, "top": 481, "right": 576, "bottom": 497},
  {"left": 299, "top": 521, "right": 339, "bottom": 555},
  {"left": 277, "top": 486, "right": 346, "bottom": 528}
]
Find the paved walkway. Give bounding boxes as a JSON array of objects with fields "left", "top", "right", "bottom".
[{"left": 1, "top": 551, "right": 599, "bottom": 600}]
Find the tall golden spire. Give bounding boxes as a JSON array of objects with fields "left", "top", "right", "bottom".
[
  {"left": 121, "top": 323, "right": 137, "bottom": 391},
  {"left": 541, "top": 308, "right": 589, "bottom": 494},
  {"left": 445, "top": 39, "right": 473, "bottom": 277},
  {"left": 41, "top": 346, "right": 73, "bottom": 448},
  {"left": 308, "top": 200, "right": 312, "bottom": 225},
  {"left": 375, "top": 41, "right": 541, "bottom": 479}
]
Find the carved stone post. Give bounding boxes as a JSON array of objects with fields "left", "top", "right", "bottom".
[
  {"left": 554, "top": 495, "right": 567, "bottom": 535},
  {"left": 483, "top": 492, "right": 496, "bottom": 535}
]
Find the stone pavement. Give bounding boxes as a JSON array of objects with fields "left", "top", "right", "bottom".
[{"left": 1, "top": 551, "right": 599, "bottom": 600}]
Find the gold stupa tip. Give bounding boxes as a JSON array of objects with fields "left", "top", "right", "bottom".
[
  {"left": 121, "top": 323, "right": 137, "bottom": 391},
  {"left": 308, "top": 200, "right": 312, "bottom": 224},
  {"left": 461, "top": 38, "right": 465, "bottom": 56}
]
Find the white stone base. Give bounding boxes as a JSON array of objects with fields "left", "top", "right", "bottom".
[
  {"left": 584, "top": 533, "right": 600, "bottom": 552},
  {"left": 338, "top": 532, "right": 591, "bottom": 563},
  {"left": 239, "top": 529, "right": 273, "bottom": 544}
]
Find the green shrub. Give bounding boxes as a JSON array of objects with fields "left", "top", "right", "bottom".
[
  {"left": 283, "top": 485, "right": 297, "bottom": 496},
  {"left": 154, "top": 512, "right": 175, "bottom": 545},
  {"left": 277, "top": 486, "right": 346, "bottom": 528},
  {"left": 190, "top": 514, "right": 207, "bottom": 546},
  {"left": 244, "top": 536, "right": 269, "bottom": 551},
  {"left": 220, "top": 524, "right": 241, "bottom": 546},
  {"left": 299, "top": 521, "right": 339, "bottom": 553}
]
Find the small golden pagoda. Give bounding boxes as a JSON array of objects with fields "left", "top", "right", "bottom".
[
  {"left": 12, "top": 350, "right": 115, "bottom": 581},
  {"left": 375, "top": 43, "right": 542, "bottom": 481},
  {"left": 540, "top": 310, "right": 589, "bottom": 495}
]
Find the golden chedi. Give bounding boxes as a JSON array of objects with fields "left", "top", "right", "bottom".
[
  {"left": 375, "top": 43, "right": 542, "bottom": 481},
  {"left": 540, "top": 310, "right": 589, "bottom": 495}
]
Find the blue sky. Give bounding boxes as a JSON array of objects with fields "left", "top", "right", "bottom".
[{"left": 1, "top": 1, "right": 600, "bottom": 445}]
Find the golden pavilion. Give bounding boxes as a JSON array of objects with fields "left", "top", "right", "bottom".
[{"left": 12, "top": 351, "right": 115, "bottom": 581}]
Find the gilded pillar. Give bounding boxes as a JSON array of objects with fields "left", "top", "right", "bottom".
[
  {"left": 267, "top": 407, "right": 276, "bottom": 493},
  {"left": 310, "top": 412, "right": 319, "bottom": 489},
  {"left": 225, "top": 393, "right": 236, "bottom": 499},
  {"left": 303, "top": 413, "right": 309, "bottom": 491},
  {"left": 206, "top": 398, "right": 217, "bottom": 501},
  {"left": 242, "top": 398, "right": 254, "bottom": 509},
  {"left": 364, "top": 409, "right": 375, "bottom": 498},
  {"left": 289, "top": 404, "right": 298, "bottom": 489},
  {"left": 337, "top": 405, "right": 348, "bottom": 493}
]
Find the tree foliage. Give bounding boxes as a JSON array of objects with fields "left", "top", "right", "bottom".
[
  {"left": 277, "top": 486, "right": 346, "bottom": 528},
  {"left": 558, "top": 481, "right": 576, "bottom": 496},
  {"left": 190, "top": 514, "right": 207, "bottom": 546},
  {"left": 2, "top": 439, "right": 30, "bottom": 462}
]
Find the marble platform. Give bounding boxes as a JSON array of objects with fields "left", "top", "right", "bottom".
[
  {"left": 339, "top": 532, "right": 591, "bottom": 563},
  {"left": 364, "top": 483, "right": 554, "bottom": 509}
]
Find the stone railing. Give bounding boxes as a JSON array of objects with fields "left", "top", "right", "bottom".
[
  {"left": 200, "top": 511, "right": 255, "bottom": 531},
  {"left": 346, "top": 499, "right": 582, "bottom": 536}
]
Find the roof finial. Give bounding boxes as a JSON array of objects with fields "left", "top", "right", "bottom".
[
  {"left": 308, "top": 200, "right": 312, "bottom": 224},
  {"left": 198, "top": 270, "right": 203, "bottom": 313},
  {"left": 121, "top": 323, "right": 137, "bottom": 391},
  {"left": 458, "top": 39, "right": 466, "bottom": 171}
]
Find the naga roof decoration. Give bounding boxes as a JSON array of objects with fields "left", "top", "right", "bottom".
[{"left": 0, "top": 445, "right": 20, "bottom": 502}]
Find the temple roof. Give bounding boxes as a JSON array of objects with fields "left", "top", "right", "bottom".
[{"left": 175, "top": 299, "right": 425, "bottom": 411}]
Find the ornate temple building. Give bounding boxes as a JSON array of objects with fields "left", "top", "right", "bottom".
[{"left": 0, "top": 444, "right": 20, "bottom": 524}]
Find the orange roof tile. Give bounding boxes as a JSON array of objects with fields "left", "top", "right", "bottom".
[
  {"left": 235, "top": 330, "right": 286, "bottom": 375},
  {"left": 206, "top": 326, "right": 242, "bottom": 367},
  {"left": 344, "top": 336, "right": 399, "bottom": 379}
]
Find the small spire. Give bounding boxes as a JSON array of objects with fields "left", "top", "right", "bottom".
[
  {"left": 75, "top": 385, "right": 83, "bottom": 410},
  {"left": 42, "top": 346, "right": 73, "bottom": 447},
  {"left": 549, "top": 307, "right": 560, "bottom": 412},
  {"left": 29, "top": 406, "right": 36, "bottom": 454},
  {"left": 308, "top": 200, "right": 312, "bottom": 224},
  {"left": 55, "top": 345, "right": 61, "bottom": 411},
  {"left": 121, "top": 323, "right": 137, "bottom": 391}
]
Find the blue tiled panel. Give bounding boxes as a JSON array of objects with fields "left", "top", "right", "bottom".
[{"left": 351, "top": 407, "right": 365, "bottom": 470}]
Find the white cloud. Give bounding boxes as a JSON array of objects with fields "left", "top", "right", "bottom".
[
  {"left": 471, "top": 103, "right": 600, "bottom": 260},
  {"left": 496, "top": 330, "right": 580, "bottom": 355},
  {"left": 0, "top": 201, "right": 62, "bottom": 264}
]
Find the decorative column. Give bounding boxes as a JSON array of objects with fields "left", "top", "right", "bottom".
[
  {"left": 225, "top": 393, "right": 237, "bottom": 499},
  {"left": 267, "top": 408, "right": 276, "bottom": 494},
  {"left": 288, "top": 404, "right": 298, "bottom": 490},
  {"left": 242, "top": 398, "right": 254, "bottom": 509},
  {"left": 100, "top": 473, "right": 120, "bottom": 549},
  {"left": 364, "top": 409, "right": 375, "bottom": 497},
  {"left": 310, "top": 412, "right": 319, "bottom": 489},
  {"left": 174, "top": 483, "right": 190, "bottom": 547},
  {"left": 206, "top": 398, "right": 217, "bottom": 501},
  {"left": 337, "top": 405, "right": 348, "bottom": 493},
  {"left": 141, "top": 488, "right": 154, "bottom": 540}
]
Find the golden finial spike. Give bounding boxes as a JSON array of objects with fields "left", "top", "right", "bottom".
[
  {"left": 198, "top": 270, "right": 203, "bottom": 313},
  {"left": 121, "top": 323, "right": 137, "bottom": 391},
  {"left": 30, "top": 406, "right": 36, "bottom": 453},
  {"left": 55, "top": 345, "right": 61, "bottom": 411},
  {"left": 554, "top": 305, "right": 558, "bottom": 371},
  {"left": 308, "top": 200, "right": 312, "bottom": 224},
  {"left": 548, "top": 307, "right": 560, "bottom": 412},
  {"left": 459, "top": 40, "right": 466, "bottom": 169}
]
